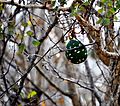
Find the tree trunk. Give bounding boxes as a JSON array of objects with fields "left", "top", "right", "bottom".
[
  {"left": 65, "top": 61, "right": 82, "bottom": 106},
  {"left": 85, "top": 60, "right": 96, "bottom": 106}
]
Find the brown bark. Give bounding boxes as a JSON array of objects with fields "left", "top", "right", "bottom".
[
  {"left": 75, "top": 15, "right": 118, "bottom": 64},
  {"left": 104, "top": 5, "right": 120, "bottom": 105},
  {"left": 75, "top": 14, "right": 120, "bottom": 106}
]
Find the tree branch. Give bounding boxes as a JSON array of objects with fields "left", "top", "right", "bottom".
[
  {"left": 35, "top": 65, "right": 71, "bottom": 97},
  {"left": 75, "top": 15, "right": 119, "bottom": 63},
  {"left": 0, "top": 1, "right": 51, "bottom": 10},
  {"left": 0, "top": 1, "right": 70, "bottom": 11}
]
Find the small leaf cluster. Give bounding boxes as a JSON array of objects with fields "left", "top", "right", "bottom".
[{"left": 96, "top": 0, "right": 120, "bottom": 26}]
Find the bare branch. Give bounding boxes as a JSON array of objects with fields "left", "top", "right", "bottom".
[{"left": 35, "top": 65, "right": 71, "bottom": 97}]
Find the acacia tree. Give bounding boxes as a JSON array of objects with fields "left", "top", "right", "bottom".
[{"left": 0, "top": 0, "right": 120, "bottom": 106}]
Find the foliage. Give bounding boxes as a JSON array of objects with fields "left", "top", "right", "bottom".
[
  {"left": 0, "top": 0, "right": 120, "bottom": 106},
  {"left": 27, "top": 91, "right": 37, "bottom": 99}
]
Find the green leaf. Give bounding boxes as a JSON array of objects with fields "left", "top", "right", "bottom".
[
  {"left": 96, "top": 18, "right": 110, "bottom": 26},
  {"left": 8, "top": 21, "right": 15, "bottom": 35},
  {"left": 101, "top": 0, "right": 107, "bottom": 3},
  {"left": 32, "top": 40, "right": 41, "bottom": 47},
  {"left": 51, "top": 0, "right": 56, "bottom": 7},
  {"left": 109, "top": 8, "right": 116, "bottom": 14},
  {"left": 0, "top": 34, "right": 3, "bottom": 40},
  {"left": 71, "top": 9, "right": 78, "bottom": 16},
  {"left": 114, "top": 16, "right": 118, "bottom": 21},
  {"left": 102, "top": 18, "right": 110, "bottom": 26},
  {"left": 79, "top": 6, "right": 84, "bottom": 11},
  {"left": 18, "top": 104, "right": 22, "bottom": 106},
  {"left": 26, "top": 30, "right": 33, "bottom": 36},
  {"left": 0, "top": 3, "right": 4, "bottom": 11},
  {"left": 18, "top": 44, "right": 26, "bottom": 54},
  {"left": 22, "top": 22, "right": 28, "bottom": 27},
  {"left": 108, "top": 1, "right": 112, "bottom": 7},
  {"left": 27, "top": 91, "right": 37, "bottom": 99},
  {"left": 98, "top": 8, "right": 104, "bottom": 14},
  {"left": 71, "top": 5, "right": 79, "bottom": 16},
  {"left": 20, "top": 92, "right": 25, "bottom": 99},
  {"left": 96, "top": 18, "right": 102, "bottom": 24},
  {"left": 83, "top": 1, "right": 89, "bottom": 6},
  {"left": 116, "top": 0, "right": 120, "bottom": 8}
]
